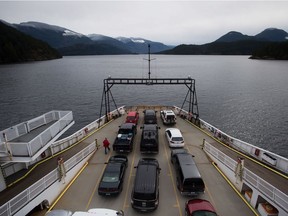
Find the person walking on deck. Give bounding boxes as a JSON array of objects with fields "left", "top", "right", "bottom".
[{"left": 103, "top": 138, "right": 111, "bottom": 154}]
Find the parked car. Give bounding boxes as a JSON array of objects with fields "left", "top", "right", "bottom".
[
  {"left": 125, "top": 111, "right": 139, "bottom": 125},
  {"left": 160, "top": 110, "right": 176, "bottom": 125},
  {"left": 143, "top": 109, "right": 157, "bottom": 124},
  {"left": 46, "top": 209, "right": 124, "bottom": 216},
  {"left": 113, "top": 123, "right": 137, "bottom": 152},
  {"left": 165, "top": 128, "right": 185, "bottom": 148},
  {"left": 171, "top": 149, "right": 205, "bottom": 196},
  {"left": 140, "top": 124, "right": 160, "bottom": 153},
  {"left": 98, "top": 155, "right": 128, "bottom": 196},
  {"left": 185, "top": 199, "right": 217, "bottom": 216},
  {"left": 131, "top": 158, "right": 161, "bottom": 212}
]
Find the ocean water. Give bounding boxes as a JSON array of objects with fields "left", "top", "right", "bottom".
[{"left": 0, "top": 55, "right": 287, "bottom": 158}]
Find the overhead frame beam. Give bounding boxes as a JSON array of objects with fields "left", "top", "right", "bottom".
[{"left": 99, "top": 77, "right": 200, "bottom": 126}]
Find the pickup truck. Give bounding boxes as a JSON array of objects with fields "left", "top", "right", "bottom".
[
  {"left": 160, "top": 110, "right": 176, "bottom": 125},
  {"left": 113, "top": 123, "right": 137, "bottom": 152}
]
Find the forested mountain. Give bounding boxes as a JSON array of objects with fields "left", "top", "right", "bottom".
[
  {"left": 160, "top": 28, "right": 288, "bottom": 59},
  {"left": 11, "top": 21, "right": 171, "bottom": 55},
  {"left": 0, "top": 21, "right": 61, "bottom": 64},
  {"left": 250, "top": 41, "right": 288, "bottom": 60}
]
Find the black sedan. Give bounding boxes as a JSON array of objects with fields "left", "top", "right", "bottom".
[{"left": 98, "top": 155, "right": 128, "bottom": 196}]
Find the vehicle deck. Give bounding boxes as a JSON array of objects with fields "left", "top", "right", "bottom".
[{"left": 1, "top": 106, "right": 287, "bottom": 216}]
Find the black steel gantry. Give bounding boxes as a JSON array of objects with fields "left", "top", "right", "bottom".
[
  {"left": 99, "top": 45, "right": 200, "bottom": 126},
  {"left": 99, "top": 77, "right": 200, "bottom": 125}
]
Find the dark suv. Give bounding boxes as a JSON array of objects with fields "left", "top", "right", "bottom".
[
  {"left": 143, "top": 109, "right": 157, "bottom": 124},
  {"left": 131, "top": 158, "right": 161, "bottom": 212},
  {"left": 140, "top": 124, "right": 160, "bottom": 153}
]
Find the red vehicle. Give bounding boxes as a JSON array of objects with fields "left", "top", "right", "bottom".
[
  {"left": 125, "top": 111, "right": 139, "bottom": 124},
  {"left": 185, "top": 199, "right": 217, "bottom": 216}
]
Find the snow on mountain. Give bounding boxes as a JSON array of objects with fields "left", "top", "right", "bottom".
[
  {"left": 116, "top": 37, "right": 148, "bottom": 44},
  {"left": 17, "top": 21, "right": 85, "bottom": 38},
  {"left": 131, "top": 38, "right": 145, "bottom": 43}
]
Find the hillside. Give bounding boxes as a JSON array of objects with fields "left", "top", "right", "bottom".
[
  {"left": 0, "top": 21, "right": 61, "bottom": 64},
  {"left": 161, "top": 28, "right": 288, "bottom": 58},
  {"left": 250, "top": 41, "right": 288, "bottom": 60},
  {"left": 12, "top": 21, "right": 172, "bottom": 55}
]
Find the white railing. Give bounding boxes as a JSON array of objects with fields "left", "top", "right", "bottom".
[
  {"left": 50, "top": 106, "right": 125, "bottom": 155},
  {"left": 0, "top": 143, "right": 95, "bottom": 216},
  {"left": 0, "top": 111, "right": 73, "bottom": 158},
  {"left": 204, "top": 141, "right": 288, "bottom": 212},
  {"left": 173, "top": 106, "right": 288, "bottom": 174}
]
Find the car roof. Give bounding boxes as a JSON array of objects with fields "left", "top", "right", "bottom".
[
  {"left": 163, "top": 110, "right": 175, "bottom": 114},
  {"left": 186, "top": 199, "right": 216, "bottom": 213},
  {"left": 177, "top": 154, "right": 202, "bottom": 179},
  {"left": 143, "top": 124, "right": 158, "bottom": 130},
  {"left": 134, "top": 163, "right": 158, "bottom": 194},
  {"left": 144, "top": 109, "right": 156, "bottom": 115},
  {"left": 166, "top": 128, "right": 182, "bottom": 137},
  {"left": 127, "top": 111, "right": 138, "bottom": 116}
]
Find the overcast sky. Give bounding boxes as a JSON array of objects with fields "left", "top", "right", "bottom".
[{"left": 1, "top": 1, "right": 288, "bottom": 45}]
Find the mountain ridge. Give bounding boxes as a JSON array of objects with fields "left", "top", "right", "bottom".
[{"left": 1, "top": 19, "right": 288, "bottom": 59}]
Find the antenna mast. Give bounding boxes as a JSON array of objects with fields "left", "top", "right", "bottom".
[{"left": 144, "top": 44, "right": 156, "bottom": 80}]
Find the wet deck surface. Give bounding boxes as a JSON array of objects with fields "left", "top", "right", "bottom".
[{"left": 2, "top": 107, "right": 287, "bottom": 216}]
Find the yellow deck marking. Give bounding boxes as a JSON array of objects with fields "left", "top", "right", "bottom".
[
  {"left": 212, "top": 162, "right": 259, "bottom": 216},
  {"left": 163, "top": 135, "right": 182, "bottom": 216},
  {"left": 48, "top": 162, "right": 88, "bottom": 212},
  {"left": 85, "top": 150, "right": 112, "bottom": 210},
  {"left": 122, "top": 138, "right": 137, "bottom": 210}
]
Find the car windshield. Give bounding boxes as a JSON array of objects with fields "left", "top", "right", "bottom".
[
  {"left": 127, "top": 116, "right": 135, "bottom": 120},
  {"left": 102, "top": 172, "right": 119, "bottom": 183},
  {"left": 172, "top": 137, "right": 183, "bottom": 141},
  {"left": 192, "top": 211, "right": 217, "bottom": 216}
]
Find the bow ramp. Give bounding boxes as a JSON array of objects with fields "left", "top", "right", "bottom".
[{"left": 0, "top": 111, "right": 74, "bottom": 162}]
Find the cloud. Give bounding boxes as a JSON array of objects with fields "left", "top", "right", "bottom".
[{"left": 1, "top": 1, "right": 288, "bottom": 45}]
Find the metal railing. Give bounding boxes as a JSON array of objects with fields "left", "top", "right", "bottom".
[
  {"left": 204, "top": 141, "right": 288, "bottom": 212},
  {"left": 50, "top": 106, "right": 125, "bottom": 155},
  {"left": 0, "top": 143, "right": 95, "bottom": 216},
  {"left": 0, "top": 111, "right": 73, "bottom": 158},
  {"left": 173, "top": 106, "right": 288, "bottom": 174}
]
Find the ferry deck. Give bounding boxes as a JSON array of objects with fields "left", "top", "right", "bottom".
[
  {"left": 1, "top": 106, "right": 287, "bottom": 216},
  {"left": 42, "top": 106, "right": 288, "bottom": 216}
]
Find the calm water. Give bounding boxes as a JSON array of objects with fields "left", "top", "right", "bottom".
[{"left": 0, "top": 55, "right": 287, "bottom": 158}]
